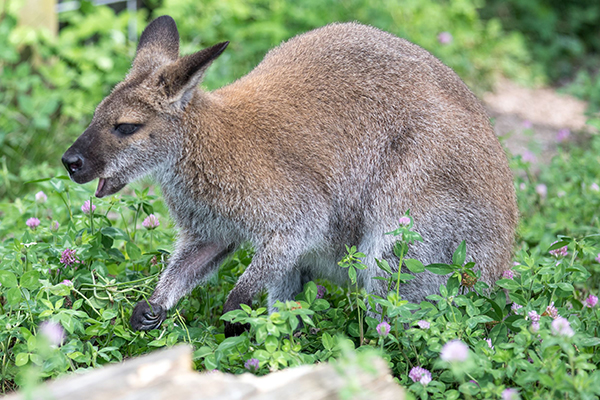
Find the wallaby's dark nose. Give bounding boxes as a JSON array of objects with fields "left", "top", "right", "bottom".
[{"left": 62, "top": 153, "right": 84, "bottom": 173}]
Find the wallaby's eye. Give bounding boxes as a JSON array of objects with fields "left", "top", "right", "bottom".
[{"left": 114, "top": 123, "right": 141, "bottom": 135}]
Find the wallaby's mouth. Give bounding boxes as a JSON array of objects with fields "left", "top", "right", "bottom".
[
  {"left": 96, "top": 178, "right": 107, "bottom": 197},
  {"left": 95, "top": 177, "right": 127, "bottom": 198}
]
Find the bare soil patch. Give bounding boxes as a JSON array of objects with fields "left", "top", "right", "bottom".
[{"left": 483, "top": 78, "right": 591, "bottom": 164}]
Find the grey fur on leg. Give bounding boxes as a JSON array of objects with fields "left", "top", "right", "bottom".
[
  {"left": 130, "top": 236, "right": 235, "bottom": 331},
  {"left": 149, "top": 239, "right": 235, "bottom": 309},
  {"left": 266, "top": 268, "right": 314, "bottom": 313},
  {"left": 223, "top": 237, "right": 305, "bottom": 336}
]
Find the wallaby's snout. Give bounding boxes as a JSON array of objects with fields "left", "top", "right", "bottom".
[
  {"left": 61, "top": 124, "right": 125, "bottom": 198},
  {"left": 61, "top": 152, "right": 83, "bottom": 175},
  {"left": 61, "top": 127, "right": 103, "bottom": 188},
  {"left": 61, "top": 139, "right": 95, "bottom": 186}
]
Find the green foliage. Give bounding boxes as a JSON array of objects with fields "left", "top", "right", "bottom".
[
  {"left": 565, "top": 70, "right": 600, "bottom": 115},
  {"left": 338, "top": 245, "right": 367, "bottom": 286},
  {"left": 481, "top": 0, "right": 600, "bottom": 82},
  {"left": 338, "top": 245, "right": 368, "bottom": 345},
  {"left": 515, "top": 137, "right": 600, "bottom": 250},
  {"left": 0, "top": 5, "right": 139, "bottom": 199},
  {"left": 480, "top": 0, "right": 600, "bottom": 113}
]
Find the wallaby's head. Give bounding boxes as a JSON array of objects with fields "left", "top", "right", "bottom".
[{"left": 61, "top": 16, "right": 228, "bottom": 197}]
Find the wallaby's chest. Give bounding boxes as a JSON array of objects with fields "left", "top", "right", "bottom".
[{"left": 155, "top": 168, "right": 244, "bottom": 243}]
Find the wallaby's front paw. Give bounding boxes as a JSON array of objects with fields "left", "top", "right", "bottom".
[
  {"left": 224, "top": 321, "right": 249, "bottom": 337},
  {"left": 130, "top": 301, "right": 166, "bottom": 331}
]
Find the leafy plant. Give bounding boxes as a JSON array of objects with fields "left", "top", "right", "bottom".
[
  {"left": 338, "top": 245, "right": 368, "bottom": 345},
  {"left": 0, "top": 5, "right": 137, "bottom": 199},
  {"left": 480, "top": 0, "right": 600, "bottom": 83}
]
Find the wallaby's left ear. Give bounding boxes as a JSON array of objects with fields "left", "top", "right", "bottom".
[{"left": 156, "top": 41, "right": 229, "bottom": 109}]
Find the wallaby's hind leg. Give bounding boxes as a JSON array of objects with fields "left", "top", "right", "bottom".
[
  {"left": 222, "top": 264, "right": 309, "bottom": 337},
  {"left": 362, "top": 229, "right": 451, "bottom": 305},
  {"left": 223, "top": 234, "right": 303, "bottom": 337},
  {"left": 267, "top": 268, "right": 314, "bottom": 312},
  {"left": 130, "top": 235, "right": 234, "bottom": 331}
]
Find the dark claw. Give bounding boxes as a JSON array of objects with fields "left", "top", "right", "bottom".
[
  {"left": 130, "top": 300, "right": 167, "bottom": 331},
  {"left": 224, "top": 321, "right": 250, "bottom": 337}
]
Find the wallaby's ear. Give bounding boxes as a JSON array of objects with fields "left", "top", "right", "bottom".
[
  {"left": 134, "top": 15, "right": 180, "bottom": 70},
  {"left": 156, "top": 41, "right": 229, "bottom": 109}
]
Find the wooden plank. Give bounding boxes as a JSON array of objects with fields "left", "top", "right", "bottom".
[
  {"left": 18, "top": 0, "right": 57, "bottom": 35},
  {"left": 5, "top": 345, "right": 405, "bottom": 400}
]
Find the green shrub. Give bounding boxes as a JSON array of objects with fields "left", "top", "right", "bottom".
[
  {"left": 0, "top": 5, "right": 135, "bottom": 199},
  {"left": 480, "top": 0, "right": 600, "bottom": 83},
  {"left": 480, "top": 0, "right": 600, "bottom": 113},
  {"left": 565, "top": 70, "right": 600, "bottom": 115}
]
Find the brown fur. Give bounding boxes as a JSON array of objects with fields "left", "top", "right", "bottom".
[{"left": 62, "top": 16, "right": 518, "bottom": 336}]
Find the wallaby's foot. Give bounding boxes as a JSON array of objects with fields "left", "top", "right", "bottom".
[
  {"left": 130, "top": 301, "right": 166, "bottom": 331},
  {"left": 224, "top": 321, "right": 249, "bottom": 337}
]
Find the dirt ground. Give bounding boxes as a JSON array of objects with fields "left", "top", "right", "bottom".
[{"left": 483, "top": 78, "right": 591, "bottom": 165}]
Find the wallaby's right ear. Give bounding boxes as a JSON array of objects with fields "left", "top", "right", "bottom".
[
  {"left": 133, "top": 15, "right": 180, "bottom": 70},
  {"left": 155, "top": 41, "right": 229, "bottom": 109}
]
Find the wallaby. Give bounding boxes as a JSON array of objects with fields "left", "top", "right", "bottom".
[{"left": 62, "top": 16, "right": 518, "bottom": 337}]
